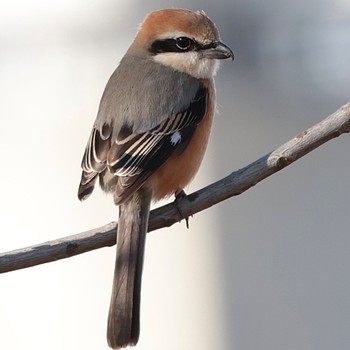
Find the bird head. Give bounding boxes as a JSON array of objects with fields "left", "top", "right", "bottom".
[{"left": 128, "top": 8, "right": 233, "bottom": 79}]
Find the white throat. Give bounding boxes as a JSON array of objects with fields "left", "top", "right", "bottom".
[{"left": 153, "top": 51, "right": 219, "bottom": 79}]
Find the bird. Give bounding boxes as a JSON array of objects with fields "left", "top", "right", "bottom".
[{"left": 78, "top": 8, "right": 233, "bottom": 349}]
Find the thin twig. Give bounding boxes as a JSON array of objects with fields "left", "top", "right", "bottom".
[{"left": 1, "top": 103, "right": 349, "bottom": 274}]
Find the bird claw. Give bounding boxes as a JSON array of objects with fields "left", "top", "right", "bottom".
[{"left": 175, "top": 190, "right": 190, "bottom": 229}]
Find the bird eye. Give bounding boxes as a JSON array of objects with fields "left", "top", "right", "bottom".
[{"left": 175, "top": 37, "right": 193, "bottom": 50}]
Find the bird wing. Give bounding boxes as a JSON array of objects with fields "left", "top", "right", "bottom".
[
  {"left": 78, "top": 123, "right": 112, "bottom": 201},
  {"left": 78, "top": 84, "right": 208, "bottom": 203}
]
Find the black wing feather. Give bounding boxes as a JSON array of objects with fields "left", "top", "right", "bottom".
[
  {"left": 78, "top": 85, "right": 208, "bottom": 203},
  {"left": 110, "top": 85, "right": 208, "bottom": 203},
  {"left": 78, "top": 124, "right": 111, "bottom": 200}
]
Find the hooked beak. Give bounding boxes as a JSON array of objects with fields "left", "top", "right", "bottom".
[{"left": 201, "top": 41, "right": 234, "bottom": 60}]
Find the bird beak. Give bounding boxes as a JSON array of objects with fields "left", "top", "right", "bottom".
[{"left": 201, "top": 41, "right": 234, "bottom": 60}]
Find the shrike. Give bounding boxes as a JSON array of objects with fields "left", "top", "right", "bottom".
[{"left": 78, "top": 8, "right": 233, "bottom": 349}]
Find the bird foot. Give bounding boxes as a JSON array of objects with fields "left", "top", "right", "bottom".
[{"left": 175, "top": 190, "right": 190, "bottom": 229}]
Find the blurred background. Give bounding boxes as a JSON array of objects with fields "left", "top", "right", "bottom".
[{"left": 1, "top": 1, "right": 350, "bottom": 349}]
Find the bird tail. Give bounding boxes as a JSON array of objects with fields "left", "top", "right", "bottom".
[{"left": 107, "top": 190, "right": 151, "bottom": 349}]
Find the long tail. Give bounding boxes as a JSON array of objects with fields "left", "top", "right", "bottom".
[{"left": 107, "top": 190, "right": 151, "bottom": 349}]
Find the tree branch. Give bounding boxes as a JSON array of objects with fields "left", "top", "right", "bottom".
[{"left": 1, "top": 103, "right": 350, "bottom": 274}]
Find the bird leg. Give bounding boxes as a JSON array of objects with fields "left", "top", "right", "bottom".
[{"left": 174, "top": 190, "right": 190, "bottom": 229}]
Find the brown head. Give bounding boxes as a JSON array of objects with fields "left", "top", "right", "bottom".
[{"left": 128, "top": 8, "right": 233, "bottom": 79}]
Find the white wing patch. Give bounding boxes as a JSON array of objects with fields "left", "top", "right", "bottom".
[{"left": 170, "top": 131, "right": 182, "bottom": 145}]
